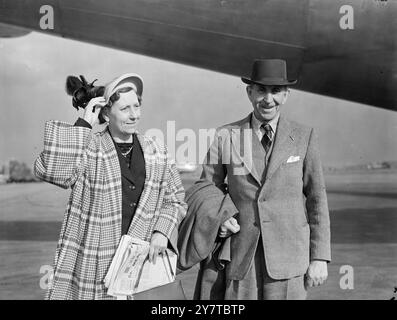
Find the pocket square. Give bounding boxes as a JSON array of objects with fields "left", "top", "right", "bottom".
[{"left": 287, "top": 156, "right": 300, "bottom": 163}]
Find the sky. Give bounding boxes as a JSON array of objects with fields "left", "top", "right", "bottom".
[{"left": 0, "top": 31, "right": 397, "bottom": 168}]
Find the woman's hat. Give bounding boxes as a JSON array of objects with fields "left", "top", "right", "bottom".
[
  {"left": 104, "top": 73, "right": 143, "bottom": 103},
  {"left": 241, "top": 59, "right": 297, "bottom": 86}
]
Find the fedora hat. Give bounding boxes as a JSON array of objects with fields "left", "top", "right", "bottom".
[
  {"left": 241, "top": 59, "right": 297, "bottom": 86},
  {"left": 104, "top": 73, "right": 143, "bottom": 104}
]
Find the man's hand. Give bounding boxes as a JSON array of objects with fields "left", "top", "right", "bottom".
[
  {"left": 83, "top": 97, "right": 106, "bottom": 127},
  {"left": 149, "top": 231, "right": 168, "bottom": 264},
  {"left": 218, "top": 217, "right": 240, "bottom": 238},
  {"left": 305, "top": 260, "right": 328, "bottom": 288}
]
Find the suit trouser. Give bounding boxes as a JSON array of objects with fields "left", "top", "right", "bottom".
[{"left": 224, "top": 239, "right": 307, "bottom": 300}]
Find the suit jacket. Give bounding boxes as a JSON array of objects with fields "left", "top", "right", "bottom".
[
  {"left": 34, "top": 121, "right": 187, "bottom": 299},
  {"left": 201, "top": 113, "right": 331, "bottom": 281}
]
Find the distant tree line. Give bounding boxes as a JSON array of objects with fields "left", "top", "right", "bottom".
[{"left": 0, "top": 160, "right": 39, "bottom": 183}]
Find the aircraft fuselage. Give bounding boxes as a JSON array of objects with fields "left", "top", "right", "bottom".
[{"left": 0, "top": 0, "right": 396, "bottom": 110}]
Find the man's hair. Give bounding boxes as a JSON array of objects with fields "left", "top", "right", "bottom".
[{"left": 98, "top": 87, "right": 142, "bottom": 124}]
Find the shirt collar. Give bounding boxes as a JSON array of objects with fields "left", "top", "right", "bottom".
[{"left": 251, "top": 111, "right": 280, "bottom": 134}]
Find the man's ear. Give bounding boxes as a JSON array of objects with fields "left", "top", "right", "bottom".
[
  {"left": 283, "top": 87, "right": 290, "bottom": 101},
  {"left": 246, "top": 85, "right": 252, "bottom": 100}
]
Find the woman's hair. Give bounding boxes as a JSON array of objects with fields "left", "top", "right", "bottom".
[{"left": 98, "top": 87, "right": 143, "bottom": 124}]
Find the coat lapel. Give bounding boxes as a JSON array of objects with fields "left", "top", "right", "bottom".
[
  {"left": 136, "top": 133, "right": 154, "bottom": 184},
  {"left": 101, "top": 128, "right": 122, "bottom": 182},
  {"left": 101, "top": 128, "right": 123, "bottom": 238},
  {"left": 231, "top": 113, "right": 262, "bottom": 185},
  {"left": 264, "top": 115, "right": 295, "bottom": 182}
]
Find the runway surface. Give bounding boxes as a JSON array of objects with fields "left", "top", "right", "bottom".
[{"left": 0, "top": 169, "right": 396, "bottom": 300}]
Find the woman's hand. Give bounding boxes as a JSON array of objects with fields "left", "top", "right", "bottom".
[
  {"left": 83, "top": 97, "right": 107, "bottom": 127},
  {"left": 149, "top": 231, "right": 168, "bottom": 264}
]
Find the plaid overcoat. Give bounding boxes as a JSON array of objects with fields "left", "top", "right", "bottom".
[{"left": 34, "top": 121, "right": 187, "bottom": 299}]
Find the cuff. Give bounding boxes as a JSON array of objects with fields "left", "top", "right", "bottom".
[
  {"left": 74, "top": 117, "right": 92, "bottom": 129},
  {"left": 153, "top": 216, "right": 176, "bottom": 241},
  {"left": 311, "top": 259, "right": 330, "bottom": 263}
]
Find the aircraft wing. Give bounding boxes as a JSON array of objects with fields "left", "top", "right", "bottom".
[{"left": 0, "top": 0, "right": 396, "bottom": 111}]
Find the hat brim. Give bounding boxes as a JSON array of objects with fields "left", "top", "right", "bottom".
[
  {"left": 104, "top": 73, "right": 143, "bottom": 103},
  {"left": 241, "top": 77, "right": 297, "bottom": 86}
]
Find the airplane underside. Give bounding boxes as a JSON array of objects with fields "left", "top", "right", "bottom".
[{"left": 0, "top": 0, "right": 396, "bottom": 111}]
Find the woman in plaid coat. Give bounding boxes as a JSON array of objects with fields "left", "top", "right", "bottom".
[{"left": 34, "top": 73, "right": 187, "bottom": 299}]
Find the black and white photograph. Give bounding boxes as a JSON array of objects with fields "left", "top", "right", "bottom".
[{"left": 0, "top": 0, "right": 396, "bottom": 303}]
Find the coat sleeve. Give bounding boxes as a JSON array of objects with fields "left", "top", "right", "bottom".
[
  {"left": 34, "top": 120, "right": 92, "bottom": 189},
  {"left": 153, "top": 152, "right": 187, "bottom": 244},
  {"left": 303, "top": 128, "right": 331, "bottom": 262}
]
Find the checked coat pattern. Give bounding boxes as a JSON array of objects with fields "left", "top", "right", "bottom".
[{"left": 34, "top": 121, "right": 187, "bottom": 300}]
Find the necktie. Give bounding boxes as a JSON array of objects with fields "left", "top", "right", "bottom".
[{"left": 261, "top": 123, "right": 273, "bottom": 153}]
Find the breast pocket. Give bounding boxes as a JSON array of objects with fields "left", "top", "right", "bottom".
[{"left": 281, "top": 158, "right": 302, "bottom": 177}]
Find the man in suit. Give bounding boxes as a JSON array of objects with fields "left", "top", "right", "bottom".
[{"left": 199, "top": 59, "right": 331, "bottom": 299}]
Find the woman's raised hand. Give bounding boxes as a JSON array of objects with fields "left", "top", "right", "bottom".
[{"left": 83, "top": 97, "right": 107, "bottom": 126}]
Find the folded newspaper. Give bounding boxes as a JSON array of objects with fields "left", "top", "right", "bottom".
[{"left": 104, "top": 235, "right": 177, "bottom": 299}]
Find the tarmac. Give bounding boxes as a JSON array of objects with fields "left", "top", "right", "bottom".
[{"left": 0, "top": 169, "right": 396, "bottom": 300}]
